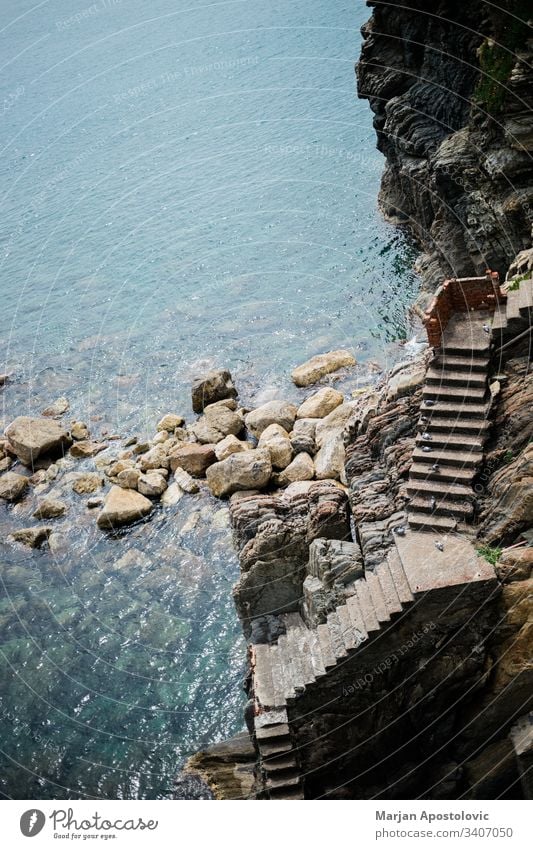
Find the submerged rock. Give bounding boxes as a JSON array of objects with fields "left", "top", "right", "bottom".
[
  {"left": 72, "top": 473, "right": 104, "bottom": 495},
  {"left": 42, "top": 397, "right": 70, "bottom": 417},
  {"left": 97, "top": 485, "right": 153, "bottom": 529},
  {"left": 70, "top": 440, "right": 107, "bottom": 458},
  {"left": 5, "top": 416, "right": 72, "bottom": 467},
  {"left": 206, "top": 449, "right": 272, "bottom": 497},
  {"left": 191, "top": 369, "right": 238, "bottom": 413},
  {"left": 291, "top": 350, "right": 356, "bottom": 387},
  {"left": 116, "top": 468, "right": 141, "bottom": 489},
  {"left": 0, "top": 471, "right": 29, "bottom": 502},
  {"left": 33, "top": 497, "right": 67, "bottom": 519},
  {"left": 10, "top": 526, "right": 52, "bottom": 548},
  {"left": 244, "top": 400, "right": 297, "bottom": 438}
]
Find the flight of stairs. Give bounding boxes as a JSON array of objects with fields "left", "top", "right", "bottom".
[
  {"left": 492, "top": 278, "right": 533, "bottom": 346},
  {"left": 252, "top": 546, "right": 415, "bottom": 798},
  {"left": 406, "top": 313, "right": 491, "bottom": 533}
]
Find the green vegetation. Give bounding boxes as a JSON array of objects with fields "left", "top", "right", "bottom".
[
  {"left": 473, "top": 1, "right": 530, "bottom": 115},
  {"left": 506, "top": 272, "right": 531, "bottom": 291},
  {"left": 477, "top": 544, "right": 503, "bottom": 565}
]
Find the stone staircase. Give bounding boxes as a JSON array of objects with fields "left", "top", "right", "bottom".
[
  {"left": 406, "top": 312, "right": 491, "bottom": 532},
  {"left": 251, "top": 546, "right": 415, "bottom": 798},
  {"left": 492, "top": 278, "right": 533, "bottom": 346}
]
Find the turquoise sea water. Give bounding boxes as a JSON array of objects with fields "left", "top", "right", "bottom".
[{"left": 0, "top": 0, "right": 418, "bottom": 798}]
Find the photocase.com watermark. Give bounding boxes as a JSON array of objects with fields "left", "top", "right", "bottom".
[
  {"left": 264, "top": 142, "right": 382, "bottom": 169},
  {"left": 20, "top": 810, "right": 45, "bottom": 837},
  {"left": 18, "top": 807, "right": 159, "bottom": 838},
  {"left": 341, "top": 622, "right": 437, "bottom": 696}
]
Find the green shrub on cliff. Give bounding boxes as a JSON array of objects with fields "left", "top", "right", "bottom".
[{"left": 473, "top": 1, "right": 530, "bottom": 115}]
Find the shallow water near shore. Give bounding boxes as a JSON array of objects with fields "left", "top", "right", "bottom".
[{"left": 0, "top": 0, "right": 419, "bottom": 798}]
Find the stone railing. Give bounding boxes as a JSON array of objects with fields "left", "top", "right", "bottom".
[{"left": 424, "top": 270, "right": 505, "bottom": 347}]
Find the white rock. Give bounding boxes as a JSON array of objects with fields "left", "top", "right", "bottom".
[
  {"left": 173, "top": 467, "right": 200, "bottom": 494},
  {"left": 257, "top": 423, "right": 293, "bottom": 470},
  {"left": 206, "top": 449, "right": 272, "bottom": 497},
  {"left": 215, "top": 434, "right": 249, "bottom": 461},
  {"left": 297, "top": 387, "right": 344, "bottom": 419},
  {"left": 161, "top": 483, "right": 185, "bottom": 506},
  {"left": 138, "top": 473, "right": 167, "bottom": 497},
  {"left": 291, "top": 350, "right": 356, "bottom": 387},
  {"left": 244, "top": 400, "right": 297, "bottom": 439},
  {"left": 314, "top": 434, "right": 345, "bottom": 481},
  {"left": 315, "top": 403, "right": 356, "bottom": 449},
  {"left": 277, "top": 452, "right": 314, "bottom": 487},
  {"left": 97, "top": 485, "right": 153, "bottom": 528}
]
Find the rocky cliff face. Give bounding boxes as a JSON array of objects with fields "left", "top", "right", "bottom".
[{"left": 357, "top": 0, "right": 533, "bottom": 298}]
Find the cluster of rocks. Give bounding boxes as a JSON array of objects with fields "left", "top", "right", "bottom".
[{"left": 0, "top": 351, "right": 359, "bottom": 542}]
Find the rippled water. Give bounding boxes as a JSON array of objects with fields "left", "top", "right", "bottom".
[{"left": 0, "top": 0, "right": 419, "bottom": 798}]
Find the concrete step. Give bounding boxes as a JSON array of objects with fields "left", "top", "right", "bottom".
[
  {"left": 409, "top": 462, "right": 475, "bottom": 483},
  {"left": 506, "top": 290, "right": 523, "bottom": 321},
  {"left": 375, "top": 560, "right": 403, "bottom": 614},
  {"left": 408, "top": 511, "right": 458, "bottom": 532},
  {"left": 285, "top": 623, "right": 315, "bottom": 686},
  {"left": 422, "top": 416, "right": 489, "bottom": 435},
  {"left": 355, "top": 579, "right": 380, "bottom": 632},
  {"left": 336, "top": 603, "right": 360, "bottom": 651},
  {"left": 254, "top": 644, "right": 276, "bottom": 709},
  {"left": 365, "top": 571, "right": 391, "bottom": 623},
  {"left": 412, "top": 446, "right": 482, "bottom": 467},
  {"left": 518, "top": 279, "right": 533, "bottom": 314},
  {"left": 491, "top": 306, "right": 508, "bottom": 332},
  {"left": 326, "top": 611, "right": 348, "bottom": 659},
  {"left": 262, "top": 753, "right": 298, "bottom": 774},
  {"left": 421, "top": 400, "right": 490, "bottom": 419},
  {"left": 426, "top": 367, "right": 487, "bottom": 387},
  {"left": 316, "top": 623, "right": 336, "bottom": 669},
  {"left": 278, "top": 634, "right": 305, "bottom": 694},
  {"left": 415, "top": 432, "right": 484, "bottom": 450},
  {"left": 268, "top": 786, "right": 305, "bottom": 800},
  {"left": 266, "top": 773, "right": 302, "bottom": 791},
  {"left": 386, "top": 548, "right": 414, "bottom": 603},
  {"left": 306, "top": 629, "right": 327, "bottom": 678},
  {"left": 408, "top": 495, "right": 474, "bottom": 520},
  {"left": 269, "top": 645, "right": 288, "bottom": 708},
  {"left": 346, "top": 594, "right": 369, "bottom": 640},
  {"left": 433, "top": 354, "right": 489, "bottom": 372},
  {"left": 422, "top": 384, "right": 487, "bottom": 403},
  {"left": 406, "top": 478, "right": 475, "bottom": 500},
  {"left": 256, "top": 723, "right": 290, "bottom": 741},
  {"left": 440, "top": 317, "right": 491, "bottom": 356}
]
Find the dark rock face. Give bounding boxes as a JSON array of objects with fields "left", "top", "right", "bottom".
[
  {"left": 231, "top": 482, "right": 350, "bottom": 635},
  {"left": 191, "top": 369, "right": 238, "bottom": 413},
  {"left": 357, "top": 0, "right": 533, "bottom": 296}
]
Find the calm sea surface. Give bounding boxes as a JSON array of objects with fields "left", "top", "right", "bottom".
[{"left": 0, "top": 0, "right": 418, "bottom": 798}]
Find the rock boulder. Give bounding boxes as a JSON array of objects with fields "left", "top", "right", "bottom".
[
  {"left": 0, "top": 471, "right": 29, "bottom": 502},
  {"left": 291, "top": 350, "right": 356, "bottom": 387},
  {"left": 206, "top": 449, "right": 272, "bottom": 497},
  {"left": 97, "top": 485, "right": 153, "bottom": 529},
  {"left": 5, "top": 416, "right": 72, "bottom": 467},
  {"left": 191, "top": 369, "right": 238, "bottom": 413},
  {"left": 244, "top": 400, "right": 297, "bottom": 439}
]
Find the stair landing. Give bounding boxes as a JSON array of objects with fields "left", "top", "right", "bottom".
[{"left": 394, "top": 530, "right": 496, "bottom": 594}]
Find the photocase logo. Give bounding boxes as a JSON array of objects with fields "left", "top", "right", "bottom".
[{"left": 20, "top": 810, "right": 46, "bottom": 837}]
